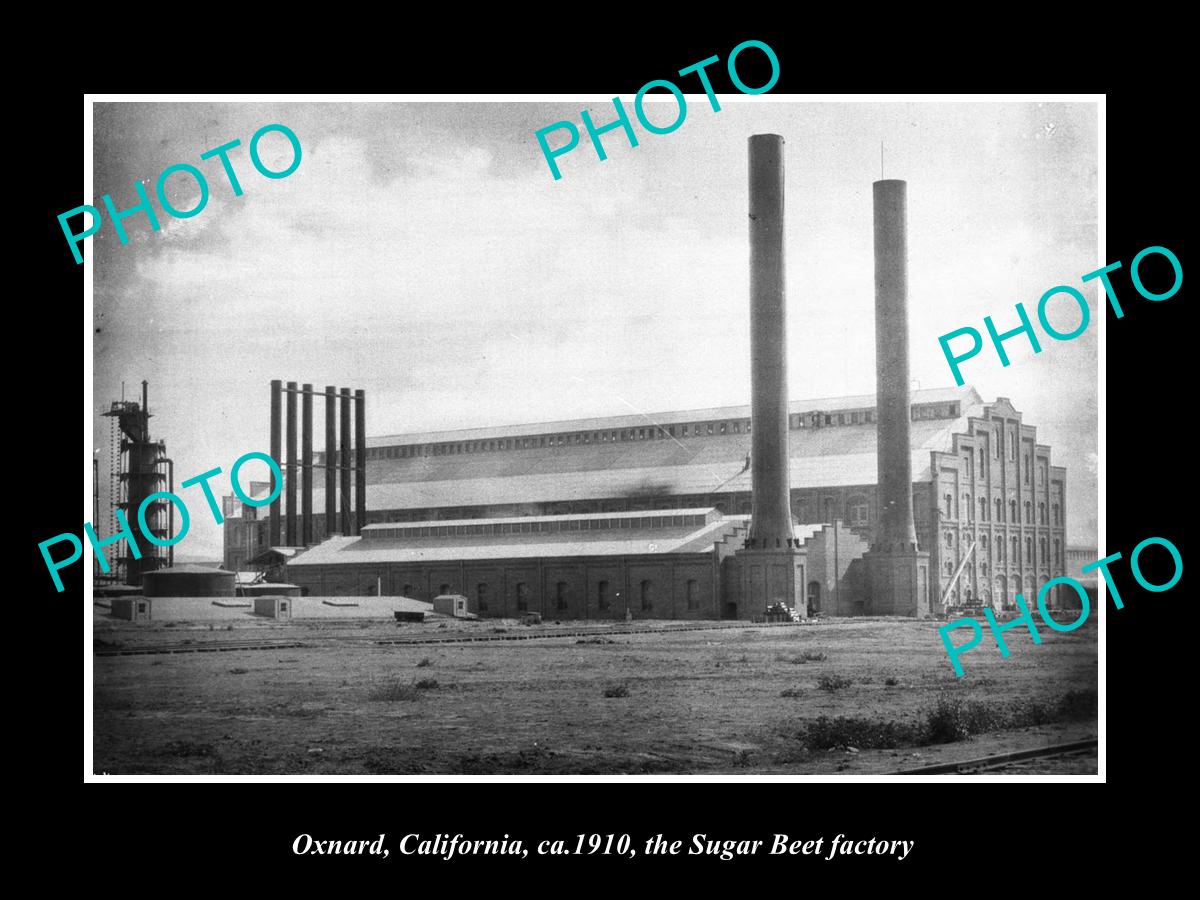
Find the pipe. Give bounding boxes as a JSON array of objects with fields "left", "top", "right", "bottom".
[
  {"left": 340, "top": 387, "right": 352, "bottom": 536},
  {"left": 161, "top": 457, "right": 175, "bottom": 568},
  {"left": 269, "top": 379, "right": 282, "bottom": 547},
  {"left": 872, "top": 180, "right": 919, "bottom": 552},
  {"left": 93, "top": 457, "right": 100, "bottom": 577},
  {"left": 746, "top": 134, "right": 795, "bottom": 550},
  {"left": 286, "top": 380, "right": 298, "bottom": 546},
  {"left": 325, "top": 385, "right": 336, "bottom": 539},
  {"left": 355, "top": 388, "right": 366, "bottom": 535},
  {"left": 302, "top": 383, "right": 313, "bottom": 546}
]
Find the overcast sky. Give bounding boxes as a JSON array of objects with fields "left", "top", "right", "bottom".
[{"left": 91, "top": 99, "right": 1098, "bottom": 559}]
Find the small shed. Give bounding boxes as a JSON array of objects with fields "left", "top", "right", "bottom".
[
  {"left": 433, "top": 594, "right": 469, "bottom": 618},
  {"left": 246, "top": 547, "right": 303, "bottom": 584},
  {"left": 253, "top": 595, "right": 293, "bottom": 620},
  {"left": 112, "top": 597, "right": 152, "bottom": 621}
]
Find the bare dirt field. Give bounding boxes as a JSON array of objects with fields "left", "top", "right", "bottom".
[{"left": 91, "top": 616, "right": 1098, "bottom": 775}]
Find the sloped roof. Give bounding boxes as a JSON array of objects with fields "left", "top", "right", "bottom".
[
  {"left": 309, "top": 411, "right": 978, "bottom": 512},
  {"left": 289, "top": 513, "right": 749, "bottom": 567}
]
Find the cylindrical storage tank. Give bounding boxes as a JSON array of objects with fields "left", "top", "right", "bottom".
[{"left": 141, "top": 565, "right": 236, "bottom": 598}]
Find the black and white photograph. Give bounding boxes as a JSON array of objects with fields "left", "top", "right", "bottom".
[{"left": 84, "top": 95, "right": 1101, "bottom": 778}]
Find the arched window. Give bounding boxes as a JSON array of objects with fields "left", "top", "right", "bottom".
[
  {"left": 995, "top": 574, "right": 1007, "bottom": 602},
  {"left": 640, "top": 580, "right": 654, "bottom": 611},
  {"left": 945, "top": 561, "right": 954, "bottom": 575},
  {"left": 1038, "top": 502, "right": 1047, "bottom": 524},
  {"left": 979, "top": 497, "right": 988, "bottom": 521},
  {"left": 1025, "top": 536, "right": 1033, "bottom": 560},
  {"left": 981, "top": 562, "right": 989, "bottom": 576},
  {"left": 476, "top": 582, "right": 489, "bottom": 612},
  {"left": 998, "top": 539, "right": 1006, "bottom": 563},
  {"left": 963, "top": 493, "right": 972, "bottom": 521},
  {"left": 944, "top": 493, "right": 953, "bottom": 517},
  {"left": 555, "top": 581, "right": 568, "bottom": 611},
  {"left": 944, "top": 532, "right": 954, "bottom": 549},
  {"left": 1024, "top": 501, "right": 1033, "bottom": 524},
  {"left": 686, "top": 579, "right": 698, "bottom": 610},
  {"left": 1014, "top": 574, "right": 1023, "bottom": 597},
  {"left": 993, "top": 431, "right": 1000, "bottom": 458},
  {"left": 995, "top": 498, "right": 1004, "bottom": 521},
  {"left": 1009, "top": 431, "right": 1016, "bottom": 461},
  {"left": 981, "top": 534, "right": 989, "bottom": 554},
  {"left": 1053, "top": 503, "right": 1061, "bottom": 526},
  {"left": 1023, "top": 454, "right": 1031, "bottom": 484},
  {"left": 1054, "top": 539, "right": 1062, "bottom": 566},
  {"left": 597, "top": 580, "right": 610, "bottom": 611},
  {"left": 1011, "top": 536, "right": 1019, "bottom": 562},
  {"left": 1039, "top": 537, "right": 1048, "bottom": 562},
  {"left": 1009, "top": 499, "right": 1017, "bottom": 522},
  {"left": 978, "top": 446, "right": 986, "bottom": 469}
]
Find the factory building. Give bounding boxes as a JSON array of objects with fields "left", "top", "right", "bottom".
[
  {"left": 225, "top": 388, "right": 1068, "bottom": 614},
  {"left": 223, "top": 136, "right": 1071, "bottom": 618}
]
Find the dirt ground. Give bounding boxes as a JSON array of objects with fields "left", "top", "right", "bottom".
[{"left": 91, "top": 616, "right": 1098, "bottom": 776}]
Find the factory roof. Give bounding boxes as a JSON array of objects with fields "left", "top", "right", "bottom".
[
  {"left": 306, "top": 387, "right": 987, "bottom": 511},
  {"left": 143, "top": 564, "right": 234, "bottom": 576},
  {"left": 365, "top": 386, "right": 974, "bottom": 447},
  {"left": 289, "top": 511, "right": 759, "bottom": 566}
]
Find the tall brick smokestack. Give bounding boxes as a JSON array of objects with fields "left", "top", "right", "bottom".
[
  {"left": 872, "top": 179, "right": 918, "bottom": 552},
  {"left": 746, "top": 134, "right": 795, "bottom": 550}
]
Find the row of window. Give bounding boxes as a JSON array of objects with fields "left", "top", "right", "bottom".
[
  {"left": 467, "top": 579, "right": 700, "bottom": 612},
  {"left": 365, "top": 514, "right": 708, "bottom": 540},
  {"left": 943, "top": 494, "right": 1062, "bottom": 526},
  {"left": 962, "top": 446, "right": 1050, "bottom": 486},
  {"left": 947, "top": 573, "right": 1056, "bottom": 600},
  {"left": 342, "top": 403, "right": 963, "bottom": 463},
  {"left": 943, "top": 532, "right": 1064, "bottom": 568},
  {"left": 356, "top": 420, "right": 754, "bottom": 462}
]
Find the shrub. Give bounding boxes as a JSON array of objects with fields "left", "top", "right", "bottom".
[
  {"left": 780, "top": 687, "right": 804, "bottom": 698},
  {"left": 796, "top": 688, "right": 1100, "bottom": 751},
  {"left": 416, "top": 658, "right": 432, "bottom": 668},
  {"left": 884, "top": 676, "right": 899, "bottom": 686},
  {"left": 1057, "top": 689, "right": 1097, "bottom": 721},
  {"left": 804, "top": 716, "right": 921, "bottom": 750},
  {"left": 415, "top": 678, "right": 439, "bottom": 690},
  {"left": 816, "top": 674, "right": 853, "bottom": 692},
  {"left": 603, "top": 684, "right": 630, "bottom": 698},
  {"left": 801, "top": 651, "right": 827, "bottom": 662},
  {"left": 369, "top": 680, "right": 421, "bottom": 702}
]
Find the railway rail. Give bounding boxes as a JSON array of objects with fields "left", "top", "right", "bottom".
[
  {"left": 94, "top": 639, "right": 309, "bottom": 657},
  {"left": 93, "top": 619, "right": 812, "bottom": 656},
  {"left": 894, "top": 738, "right": 1098, "bottom": 775}
]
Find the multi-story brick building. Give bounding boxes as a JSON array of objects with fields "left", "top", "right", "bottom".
[{"left": 223, "top": 385, "right": 1070, "bottom": 612}]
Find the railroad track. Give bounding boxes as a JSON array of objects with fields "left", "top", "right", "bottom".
[
  {"left": 894, "top": 738, "right": 1098, "bottom": 775},
  {"left": 93, "top": 619, "right": 811, "bottom": 656},
  {"left": 372, "top": 619, "right": 811, "bottom": 646},
  {"left": 94, "top": 640, "right": 309, "bottom": 657}
]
